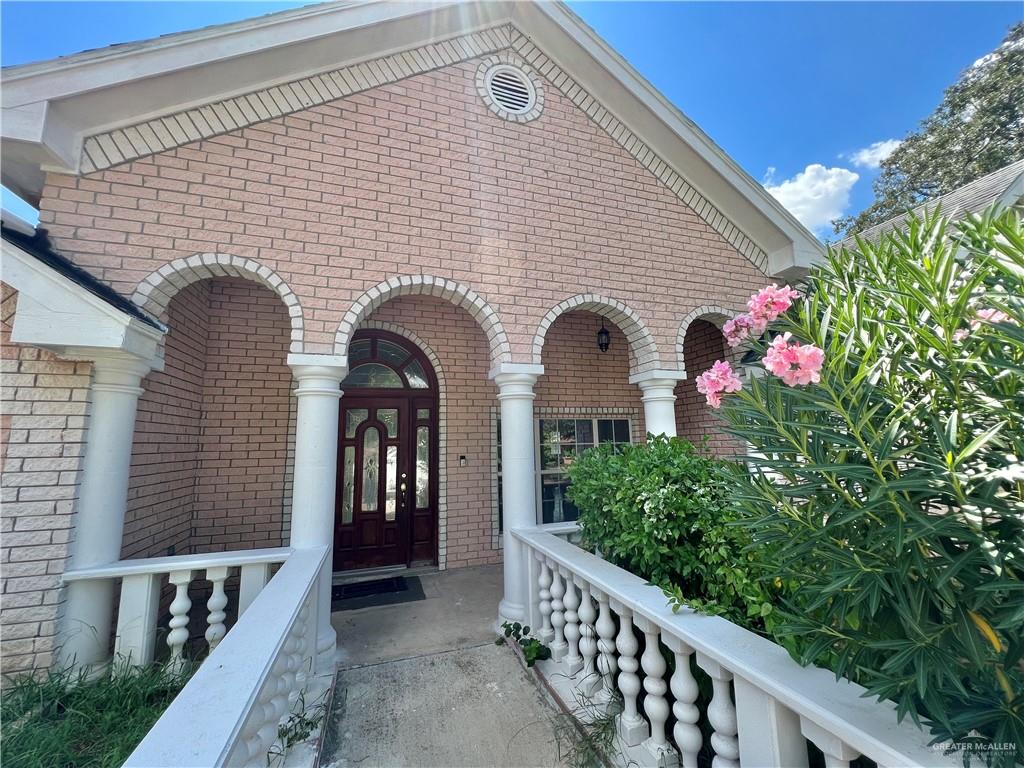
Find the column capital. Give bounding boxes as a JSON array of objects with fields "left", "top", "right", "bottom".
[
  {"left": 489, "top": 362, "right": 544, "bottom": 388},
  {"left": 75, "top": 351, "right": 155, "bottom": 395},
  {"left": 287, "top": 353, "right": 348, "bottom": 387},
  {"left": 628, "top": 369, "right": 686, "bottom": 387}
]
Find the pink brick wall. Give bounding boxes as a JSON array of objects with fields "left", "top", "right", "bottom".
[
  {"left": 123, "top": 281, "right": 208, "bottom": 559},
  {"left": 675, "top": 319, "right": 744, "bottom": 456},
  {"left": 124, "top": 278, "right": 294, "bottom": 560},
  {"left": 35, "top": 57, "right": 766, "bottom": 364},
  {"left": 535, "top": 311, "right": 645, "bottom": 441},
  {"left": 1, "top": 284, "right": 90, "bottom": 674}
]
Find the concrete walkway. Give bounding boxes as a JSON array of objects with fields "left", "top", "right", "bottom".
[{"left": 320, "top": 565, "right": 564, "bottom": 768}]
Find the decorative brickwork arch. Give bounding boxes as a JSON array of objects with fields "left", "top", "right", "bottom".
[
  {"left": 334, "top": 276, "right": 511, "bottom": 365},
  {"left": 676, "top": 304, "right": 742, "bottom": 377},
  {"left": 131, "top": 254, "right": 305, "bottom": 352},
  {"left": 532, "top": 294, "right": 661, "bottom": 376},
  {"left": 358, "top": 320, "right": 451, "bottom": 570}
]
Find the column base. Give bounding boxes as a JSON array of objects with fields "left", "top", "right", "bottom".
[{"left": 495, "top": 598, "right": 527, "bottom": 632}]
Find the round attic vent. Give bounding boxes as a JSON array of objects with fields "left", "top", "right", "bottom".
[
  {"left": 486, "top": 66, "right": 535, "bottom": 114},
  {"left": 476, "top": 57, "right": 544, "bottom": 122}
]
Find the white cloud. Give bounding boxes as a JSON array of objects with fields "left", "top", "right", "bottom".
[
  {"left": 764, "top": 164, "right": 859, "bottom": 233},
  {"left": 848, "top": 139, "right": 902, "bottom": 169}
]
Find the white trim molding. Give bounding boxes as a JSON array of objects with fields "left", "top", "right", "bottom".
[
  {"left": 335, "top": 275, "right": 511, "bottom": 366},
  {"left": 131, "top": 253, "right": 305, "bottom": 353},
  {"left": 532, "top": 293, "right": 661, "bottom": 376}
]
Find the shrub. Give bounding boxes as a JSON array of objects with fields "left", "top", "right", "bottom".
[
  {"left": 566, "top": 435, "right": 777, "bottom": 628},
  {"left": 708, "top": 210, "right": 1023, "bottom": 764},
  {"left": 1, "top": 660, "right": 191, "bottom": 768}
]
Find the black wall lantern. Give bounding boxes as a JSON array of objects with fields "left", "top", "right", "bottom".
[{"left": 597, "top": 322, "right": 611, "bottom": 353}]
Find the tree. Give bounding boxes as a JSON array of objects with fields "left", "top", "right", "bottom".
[{"left": 834, "top": 23, "right": 1024, "bottom": 236}]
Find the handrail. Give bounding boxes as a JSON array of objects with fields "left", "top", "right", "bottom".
[
  {"left": 123, "top": 545, "right": 328, "bottom": 768},
  {"left": 61, "top": 546, "right": 291, "bottom": 582},
  {"left": 514, "top": 527, "right": 954, "bottom": 768}
]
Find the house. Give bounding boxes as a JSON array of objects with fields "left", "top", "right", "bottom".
[
  {"left": 839, "top": 158, "right": 1024, "bottom": 248},
  {"left": 1, "top": 3, "right": 951, "bottom": 766}
]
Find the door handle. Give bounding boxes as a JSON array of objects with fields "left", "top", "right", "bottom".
[{"left": 400, "top": 482, "right": 407, "bottom": 493}]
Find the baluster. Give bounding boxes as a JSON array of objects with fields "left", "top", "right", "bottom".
[
  {"left": 576, "top": 581, "right": 601, "bottom": 696},
  {"left": 664, "top": 635, "right": 702, "bottom": 768},
  {"left": 594, "top": 589, "right": 618, "bottom": 706},
  {"left": 611, "top": 600, "right": 648, "bottom": 746},
  {"left": 636, "top": 615, "right": 679, "bottom": 767},
  {"left": 697, "top": 655, "right": 739, "bottom": 768},
  {"left": 205, "top": 566, "right": 230, "bottom": 653},
  {"left": 561, "top": 568, "right": 583, "bottom": 676},
  {"left": 548, "top": 564, "right": 568, "bottom": 661},
  {"left": 536, "top": 555, "right": 555, "bottom": 644},
  {"left": 801, "top": 718, "right": 860, "bottom": 768},
  {"left": 166, "top": 569, "right": 194, "bottom": 673}
]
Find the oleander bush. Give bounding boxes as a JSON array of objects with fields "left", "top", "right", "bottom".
[
  {"left": 566, "top": 435, "right": 779, "bottom": 629},
  {"left": 1, "top": 659, "right": 191, "bottom": 768},
  {"left": 710, "top": 210, "right": 1024, "bottom": 765}
]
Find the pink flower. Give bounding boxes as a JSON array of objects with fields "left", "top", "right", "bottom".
[
  {"left": 971, "top": 308, "right": 1012, "bottom": 328},
  {"left": 748, "top": 284, "right": 800, "bottom": 323},
  {"left": 952, "top": 328, "right": 970, "bottom": 343},
  {"left": 763, "top": 333, "right": 824, "bottom": 387},
  {"left": 695, "top": 360, "right": 743, "bottom": 409},
  {"left": 723, "top": 313, "right": 768, "bottom": 347}
]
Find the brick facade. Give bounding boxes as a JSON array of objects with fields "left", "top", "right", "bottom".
[
  {"left": 2, "top": 47, "right": 758, "bottom": 671},
  {"left": 1, "top": 285, "right": 91, "bottom": 674},
  {"left": 675, "top": 319, "right": 744, "bottom": 456}
]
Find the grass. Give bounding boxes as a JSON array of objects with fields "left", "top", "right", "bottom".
[{"left": 1, "top": 659, "right": 192, "bottom": 768}]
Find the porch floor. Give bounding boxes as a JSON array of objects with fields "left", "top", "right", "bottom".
[{"left": 321, "top": 565, "right": 565, "bottom": 768}]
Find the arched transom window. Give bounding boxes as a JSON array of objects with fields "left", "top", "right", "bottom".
[{"left": 342, "top": 333, "right": 436, "bottom": 391}]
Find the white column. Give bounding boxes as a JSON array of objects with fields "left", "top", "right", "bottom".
[
  {"left": 629, "top": 370, "right": 685, "bottom": 438},
  {"left": 490, "top": 363, "right": 543, "bottom": 625},
  {"left": 60, "top": 353, "right": 152, "bottom": 669},
  {"left": 287, "top": 354, "right": 347, "bottom": 672}
]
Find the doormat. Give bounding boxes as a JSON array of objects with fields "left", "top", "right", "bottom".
[{"left": 331, "top": 575, "right": 425, "bottom": 611}]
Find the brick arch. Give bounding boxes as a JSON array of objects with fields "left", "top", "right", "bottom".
[
  {"left": 532, "top": 294, "right": 661, "bottom": 376},
  {"left": 358, "top": 320, "right": 452, "bottom": 569},
  {"left": 334, "top": 276, "right": 511, "bottom": 365},
  {"left": 676, "top": 304, "right": 742, "bottom": 377},
  {"left": 131, "top": 254, "right": 304, "bottom": 352}
]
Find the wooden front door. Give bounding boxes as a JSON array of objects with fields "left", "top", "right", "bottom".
[{"left": 334, "top": 332, "right": 438, "bottom": 571}]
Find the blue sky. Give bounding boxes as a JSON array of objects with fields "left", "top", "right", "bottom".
[{"left": 2, "top": 1, "right": 1021, "bottom": 237}]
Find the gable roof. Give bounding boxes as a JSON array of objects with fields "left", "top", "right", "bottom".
[
  {"left": 841, "top": 159, "right": 1024, "bottom": 249},
  {"left": 1, "top": 0, "right": 823, "bottom": 278},
  {"left": 1, "top": 214, "right": 165, "bottom": 331}
]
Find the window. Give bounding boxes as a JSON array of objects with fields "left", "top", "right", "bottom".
[{"left": 495, "top": 416, "right": 632, "bottom": 529}]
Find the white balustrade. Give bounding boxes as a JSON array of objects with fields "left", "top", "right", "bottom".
[
  {"left": 664, "top": 635, "right": 702, "bottom": 768},
  {"left": 124, "top": 546, "right": 328, "bottom": 768},
  {"left": 62, "top": 546, "right": 291, "bottom": 669},
  {"left": 515, "top": 524, "right": 957, "bottom": 768},
  {"left": 576, "top": 581, "right": 601, "bottom": 697},
  {"left": 611, "top": 600, "right": 649, "bottom": 746},
  {"left": 536, "top": 556, "right": 555, "bottom": 644},
  {"left": 561, "top": 569, "right": 583, "bottom": 676}
]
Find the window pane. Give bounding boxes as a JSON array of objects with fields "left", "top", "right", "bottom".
[
  {"left": 417, "top": 408, "right": 430, "bottom": 421},
  {"left": 342, "top": 446, "right": 355, "bottom": 524},
  {"left": 614, "top": 419, "right": 630, "bottom": 443},
  {"left": 361, "top": 427, "right": 379, "bottom": 511},
  {"left": 349, "top": 339, "right": 371, "bottom": 363},
  {"left": 385, "top": 445, "right": 398, "bottom": 521},
  {"left": 345, "top": 408, "right": 368, "bottom": 438},
  {"left": 344, "top": 363, "right": 403, "bottom": 388},
  {"left": 378, "top": 340, "right": 410, "bottom": 366},
  {"left": 541, "top": 475, "right": 577, "bottom": 524},
  {"left": 597, "top": 419, "right": 615, "bottom": 443},
  {"left": 576, "top": 419, "right": 594, "bottom": 445},
  {"left": 416, "top": 426, "right": 430, "bottom": 508},
  {"left": 404, "top": 360, "right": 429, "bottom": 388},
  {"left": 558, "top": 419, "right": 576, "bottom": 444},
  {"left": 378, "top": 408, "right": 398, "bottom": 438}
]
